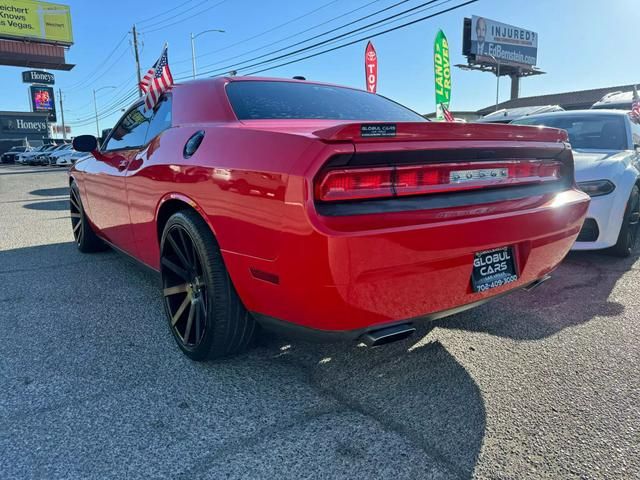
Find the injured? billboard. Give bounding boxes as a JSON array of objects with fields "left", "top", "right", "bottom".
[{"left": 467, "top": 16, "right": 537, "bottom": 67}]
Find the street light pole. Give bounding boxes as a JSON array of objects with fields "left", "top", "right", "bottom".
[
  {"left": 488, "top": 54, "right": 501, "bottom": 111},
  {"left": 58, "top": 88, "right": 67, "bottom": 140},
  {"left": 92, "top": 86, "right": 117, "bottom": 137},
  {"left": 190, "top": 29, "right": 225, "bottom": 79}
]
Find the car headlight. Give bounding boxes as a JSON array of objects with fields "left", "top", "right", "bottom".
[{"left": 577, "top": 180, "right": 615, "bottom": 197}]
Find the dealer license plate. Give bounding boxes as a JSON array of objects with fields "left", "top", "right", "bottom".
[{"left": 471, "top": 247, "right": 518, "bottom": 293}]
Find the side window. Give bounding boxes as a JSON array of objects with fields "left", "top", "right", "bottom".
[
  {"left": 145, "top": 96, "right": 172, "bottom": 144},
  {"left": 629, "top": 115, "right": 640, "bottom": 147},
  {"left": 103, "top": 104, "right": 151, "bottom": 151}
]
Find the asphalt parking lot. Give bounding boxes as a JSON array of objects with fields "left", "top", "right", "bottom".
[{"left": 0, "top": 164, "right": 638, "bottom": 480}]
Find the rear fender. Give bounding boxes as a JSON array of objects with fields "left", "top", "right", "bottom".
[{"left": 155, "top": 192, "right": 219, "bottom": 240}]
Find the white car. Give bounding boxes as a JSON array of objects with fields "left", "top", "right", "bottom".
[
  {"left": 56, "top": 150, "right": 87, "bottom": 166},
  {"left": 514, "top": 110, "right": 640, "bottom": 256},
  {"left": 17, "top": 145, "right": 46, "bottom": 164},
  {"left": 47, "top": 144, "right": 72, "bottom": 165},
  {"left": 592, "top": 90, "right": 636, "bottom": 111}
]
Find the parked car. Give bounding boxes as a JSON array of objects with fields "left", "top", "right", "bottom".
[
  {"left": 33, "top": 144, "right": 58, "bottom": 165},
  {"left": 592, "top": 90, "right": 636, "bottom": 110},
  {"left": 1, "top": 145, "right": 31, "bottom": 164},
  {"left": 47, "top": 144, "right": 72, "bottom": 165},
  {"left": 17, "top": 145, "right": 47, "bottom": 164},
  {"left": 513, "top": 109, "right": 640, "bottom": 256},
  {"left": 69, "top": 77, "right": 590, "bottom": 360},
  {"left": 56, "top": 150, "right": 86, "bottom": 166},
  {"left": 477, "top": 105, "right": 564, "bottom": 124}
]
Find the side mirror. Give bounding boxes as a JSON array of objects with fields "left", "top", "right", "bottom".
[
  {"left": 72, "top": 135, "right": 98, "bottom": 153},
  {"left": 634, "top": 143, "right": 640, "bottom": 152}
]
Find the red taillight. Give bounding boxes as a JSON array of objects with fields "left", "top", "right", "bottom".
[
  {"left": 315, "top": 160, "right": 562, "bottom": 202},
  {"left": 316, "top": 167, "right": 393, "bottom": 201}
]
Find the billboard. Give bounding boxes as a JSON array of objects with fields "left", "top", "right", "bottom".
[
  {"left": 29, "top": 85, "right": 56, "bottom": 122},
  {"left": 364, "top": 41, "right": 377, "bottom": 93},
  {"left": 0, "top": 1, "right": 73, "bottom": 45},
  {"left": 22, "top": 69, "right": 55, "bottom": 84},
  {"left": 468, "top": 16, "right": 537, "bottom": 67}
]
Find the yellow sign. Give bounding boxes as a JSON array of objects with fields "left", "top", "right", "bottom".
[{"left": 0, "top": 0, "right": 73, "bottom": 45}]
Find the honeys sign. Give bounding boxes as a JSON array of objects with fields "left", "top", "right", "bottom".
[{"left": 0, "top": 0, "right": 73, "bottom": 45}]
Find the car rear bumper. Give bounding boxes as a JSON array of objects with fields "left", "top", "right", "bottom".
[{"left": 223, "top": 188, "right": 590, "bottom": 334}]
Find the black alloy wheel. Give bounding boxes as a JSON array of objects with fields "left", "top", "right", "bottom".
[
  {"left": 160, "top": 210, "right": 256, "bottom": 360},
  {"left": 70, "top": 183, "right": 106, "bottom": 253},
  {"left": 611, "top": 185, "right": 640, "bottom": 257},
  {"left": 69, "top": 185, "right": 84, "bottom": 246},
  {"left": 161, "top": 224, "right": 208, "bottom": 350}
]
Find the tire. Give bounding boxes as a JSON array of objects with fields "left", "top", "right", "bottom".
[
  {"left": 70, "top": 182, "right": 106, "bottom": 253},
  {"left": 609, "top": 185, "right": 640, "bottom": 257},
  {"left": 160, "top": 210, "right": 256, "bottom": 360}
]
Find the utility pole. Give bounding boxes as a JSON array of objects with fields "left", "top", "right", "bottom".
[
  {"left": 58, "top": 88, "right": 67, "bottom": 140},
  {"left": 132, "top": 24, "right": 143, "bottom": 97}
]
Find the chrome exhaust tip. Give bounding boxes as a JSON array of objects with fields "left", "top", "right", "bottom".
[
  {"left": 522, "top": 274, "right": 551, "bottom": 292},
  {"left": 360, "top": 324, "right": 416, "bottom": 347}
]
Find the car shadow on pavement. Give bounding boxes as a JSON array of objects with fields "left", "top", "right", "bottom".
[
  {"left": 432, "top": 250, "right": 636, "bottom": 341},
  {"left": 0, "top": 241, "right": 486, "bottom": 479},
  {"left": 252, "top": 335, "right": 487, "bottom": 479},
  {"left": 29, "top": 187, "right": 69, "bottom": 197},
  {"left": 23, "top": 199, "right": 69, "bottom": 211}
]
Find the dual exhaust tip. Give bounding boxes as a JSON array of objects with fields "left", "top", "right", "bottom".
[
  {"left": 360, "top": 324, "right": 416, "bottom": 347},
  {"left": 359, "top": 275, "right": 551, "bottom": 347}
]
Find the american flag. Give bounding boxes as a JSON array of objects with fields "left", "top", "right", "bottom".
[
  {"left": 631, "top": 85, "right": 640, "bottom": 120},
  {"left": 441, "top": 103, "right": 455, "bottom": 122},
  {"left": 141, "top": 44, "right": 173, "bottom": 111}
]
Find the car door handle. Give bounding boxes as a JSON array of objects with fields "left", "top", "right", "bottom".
[{"left": 117, "top": 160, "right": 129, "bottom": 171}]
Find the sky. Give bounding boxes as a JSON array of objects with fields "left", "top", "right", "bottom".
[{"left": 1, "top": 0, "right": 638, "bottom": 136}]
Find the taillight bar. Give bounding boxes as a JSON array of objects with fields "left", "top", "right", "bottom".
[{"left": 315, "top": 160, "right": 563, "bottom": 202}]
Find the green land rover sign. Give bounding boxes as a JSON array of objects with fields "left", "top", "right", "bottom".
[{"left": 434, "top": 29, "right": 451, "bottom": 120}]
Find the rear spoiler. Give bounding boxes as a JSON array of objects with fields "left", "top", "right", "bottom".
[{"left": 313, "top": 122, "right": 569, "bottom": 144}]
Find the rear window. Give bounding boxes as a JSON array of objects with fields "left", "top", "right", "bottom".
[
  {"left": 513, "top": 114, "right": 628, "bottom": 150},
  {"left": 226, "top": 81, "right": 426, "bottom": 122}
]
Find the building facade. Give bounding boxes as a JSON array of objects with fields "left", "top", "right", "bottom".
[{"left": 0, "top": 111, "right": 50, "bottom": 154}]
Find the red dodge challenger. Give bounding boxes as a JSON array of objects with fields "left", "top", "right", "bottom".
[{"left": 70, "top": 77, "right": 590, "bottom": 360}]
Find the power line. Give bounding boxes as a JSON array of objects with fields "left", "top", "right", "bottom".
[
  {"left": 65, "top": 32, "right": 128, "bottom": 90},
  {"left": 244, "top": 0, "right": 477, "bottom": 76},
  {"left": 80, "top": 0, "right": 386, "bottom": 113},
  {"left": 138, "top": 0, "right": 209, "bottom": 30},
  {"left": 67, "top": 90, "right": 138, "bottom": 127},
  {"left": 171, "top": 0, "right": 349, "bottom": 67},
  {"left": 230, "top": 0, "right": 454, "bottom": 77},
  {"left": 241, "top": 0, "right": 453, "bottom": 73},
  {"left": 184, "top": 0, "right": 408, "bottom": 76},
  {"left": 66, "top": 72, "right": 137, "bottom": 116},
  {"left": 71, "top": 0, "right": 476, "bottom": 128},
  {"left": 141, "top": 0, "right": 229, "bottom": 34},
  {"left": 184, "top": 0, "right": 437, "bottom": 79},
  {"left": 135, "top": 0, "right": 195, "bottom": 25},
  {"left": 68, "top": 86, "right": 137, "bottom": 125}
]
